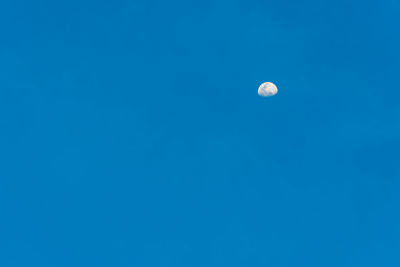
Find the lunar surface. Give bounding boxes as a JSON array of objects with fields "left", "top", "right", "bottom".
[{"left": 258, "top": 82, "right": 278, "bottom": 97}]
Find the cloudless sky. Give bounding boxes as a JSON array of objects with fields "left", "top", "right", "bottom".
[{"left": 1, "top": 0, "right": 400, "bottom": 266}]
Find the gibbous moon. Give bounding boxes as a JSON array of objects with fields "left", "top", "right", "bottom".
[{"left": 258, "top": 82, "right": 278, "bottom": 97}]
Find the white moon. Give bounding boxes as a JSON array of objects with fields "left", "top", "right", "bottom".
[{"left": 258, "top": 82, "right": 278, "bottom": 97}]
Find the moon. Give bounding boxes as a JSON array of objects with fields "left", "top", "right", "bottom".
[{"left": 258, "top": 82, "right": 278, "bottom": 97}]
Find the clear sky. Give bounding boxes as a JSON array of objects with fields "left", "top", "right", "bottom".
[{"left": 1, "top": 0, "right": 400, "bottom": 266}]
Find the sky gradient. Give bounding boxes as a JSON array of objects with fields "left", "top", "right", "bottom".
[{"left": 1, "top": 0, "right": 400, "bottom": 266}]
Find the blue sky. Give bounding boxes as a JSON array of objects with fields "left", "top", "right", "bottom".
[{"left": 1, "top": 0, "right": 400, "bottom": 266}]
